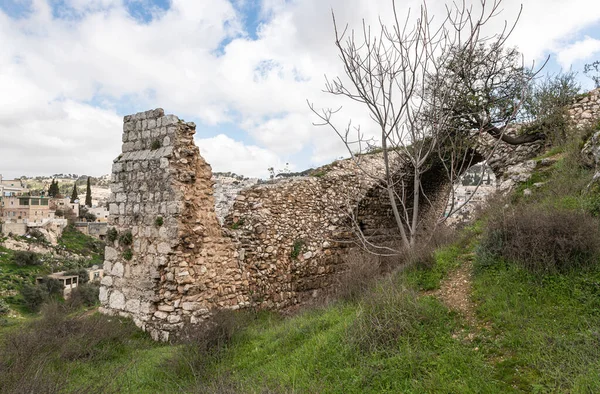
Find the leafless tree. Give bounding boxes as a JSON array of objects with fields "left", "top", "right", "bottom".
[{"left": 309, "top": 0, "right": 544, "bottom": 252}]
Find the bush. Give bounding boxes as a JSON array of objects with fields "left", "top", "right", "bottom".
[
  {"left": 106, "top": 227, "right": 118, "bottom": 243},
  {"left": 67, "top": 283, "right": 99, "bottom": 309},
  {"left": 0, "top": 298, "right": 10, "bottom": 316},
  {"left": 0, "top": 302, "right": 138, "bottom": 392},
  {"left": 335, "top": 251, "right": 382, "bottom": 301},
  {"left": 122, "top": 248, "right": 133, "bottom": 261},
  {"left": 119, "top": 231, "right": 133, "bottom": 246},
  {"left": 522, "top": 71, "right": 580, "bottom": 144},
  {"left": 155, "top": 216, "right": 164, "bottom": 227},
  {"left": 20, "top": 284, "right": 47, "bottom": 312},
  {"left": 12, "top": 251, "right": 41, "bottom": 267},
  {"left": 347, "top": 277, "right": 438, "bottom": 353},
  {"left": 479, "top": 205, "right": 600, "bottom": 273}
]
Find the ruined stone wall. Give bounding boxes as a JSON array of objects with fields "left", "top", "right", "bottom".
[
  {"left": 569, "top": 88, "right": 600, "bottom": 127},
  {"left": 227, "top": 154, "right": 398, "bottom": 308},
  {"left": 102, "top": 92, "right": 600, "bottom": 339},
  {"left": 99, "top": 109, "right": 248, "bottom": 341}
]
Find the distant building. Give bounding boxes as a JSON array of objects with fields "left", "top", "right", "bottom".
[
  {"left": 1, "top": 195, "right": 54, "bottom": 224},
  {"left": 37, "top": 272, "right": 79, "bottom": 298},
  {"left": 88, "top": 206, "right": 109, "bottom": 222},
  {"left": 0, "top": 175, "right": 26, "bottom": 197}
]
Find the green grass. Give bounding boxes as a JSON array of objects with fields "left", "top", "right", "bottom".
[
  {"left": 58, "top": 225, "right": 105, "bottom": 265},
  {"left": 472, "top": 260, "right": 600, "bottom": 393}
]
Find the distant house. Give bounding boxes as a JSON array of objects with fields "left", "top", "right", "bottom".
[
  {"left": 1, "top": 195, "right": 54, "bottom": 224},
  {"left": 86, "top": 265, "right": 104, "bottom": 282},
  {"left": 37, "top": 272, "right": 79, "bottom": 298}
]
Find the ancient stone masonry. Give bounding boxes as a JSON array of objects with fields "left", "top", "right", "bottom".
[
  {"left": 102, "top": 92, "right": 599, "bottom": 340},
  {"left": 569, "top": 88, "right": 600, "bottom": 128},
  {"left": 99, "top": 109, "right": 248, "bottom": 341}
]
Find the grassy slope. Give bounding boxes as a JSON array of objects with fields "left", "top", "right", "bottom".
[{"left": 3, "top": 147, "right": 600, "bottom": 393}]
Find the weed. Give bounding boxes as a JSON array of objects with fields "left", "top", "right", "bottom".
[
  {"left": 106, "top": 227, "right": 118, "bottom": 243},
  {"left": 119, "top": 231, "right": 133, "bottom": 247},
  {"left": 290, "top": 239, "right": 304, "bottom": 259},
  {"left": 151, "top": 140, "right": 161, "bottom": 150},
  {"left": 155, "top": 216, "right": 164, "bottom": 227},
  {"left": 122, "top": 249, "right": 133, "bottom": 261}
]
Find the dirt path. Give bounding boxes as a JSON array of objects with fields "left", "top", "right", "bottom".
[{"left": 432, "top": 258, "right": 478, "bottom": 327}]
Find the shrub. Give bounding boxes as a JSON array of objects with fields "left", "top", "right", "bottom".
[
  {"left": 522, "top": 71, "right": 580, "bottom": 144},
  {"left": 122, "top": 248, "right": 133, "bottom": 261},
  {"left": 106, "top": 227, "right": 118, "bottom": 243},
  {"left": 155, "top": 216, "right": 164, "bottom": 227},
  {"left": 20, "top": 284, "right": 47, "bottom": 312},
  {"left": 478, "top": 205, "right": 600, "bottom": 273},
  {"left": 347, "top": 277, "right": 438, "bottom": 353},
  {"left": 119, "top": 231, "right": 133, "bottom": 246},
  {"left": 0, "top": 298, "right": 10, "bottom": 316},
  {"left": 12, "top": 251, "right": 41, "bottom": 267},
  {"left": 0, "top": 302, "right": 138, "bottom": 392},
  {"left": 335, "top": 251, "right": 382, "bottom": 301},
  {"left": 166, "top": 309, "right": 256, "bottom": 381},
  {"left": 67, "top": 283, "right": 99, "bottom": 309},
  {"left": 290, "top": 239, "right": 304, "bottom": 259},
  {"left": 151, "top": 140, "right": 161, "bottom": 150}
]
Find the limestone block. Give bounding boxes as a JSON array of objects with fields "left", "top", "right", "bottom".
[
  {"left": 101, "top": 276, "right": 113, "bottom": 287},
  {"left": 105, "top": 247, "right": 118, "bottom": 262},
  {"left": 182, "top": 302, "right": 200, "bottom": 311},
  {"left": 161, "top": 115, "right": 179, "bottom": 126},
  {"left": 109, "top": 291, "right": 125, "bottom": 310},
  {"left": 112, "top": 262, "right": 124, "bottom": 277},
  {"left": 167, "top": 315, "right": 182, "bottom": 324},
  {"left": 99, "top": 286, "right": 109, "bottom": 303},
  {"left": 125, "top": 299, "right": 141, "bottom": 314},
  {"left": 154, "top": 311, "right": 169, "bottom": 320}
]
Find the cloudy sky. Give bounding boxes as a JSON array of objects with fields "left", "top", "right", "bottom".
[{"left": 1, "top": 0, "right": 599, "bottom": 179}]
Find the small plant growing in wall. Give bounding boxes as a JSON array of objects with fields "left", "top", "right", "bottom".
[
  {"left": 231, "top": 218, "right": 245, "bottom": 230},
  {"left": 122, "top": 248, "right": 133, "bottom": 261},
  {"left": 107, "top": 227, "right": 118, "bottom": 243},
  {"left": 119, "top": 231, "right": 133, "bottom": 246},
  {"left": 155, "top": 216, "right": 164, "bottom": 227},
  {"left": 291, "top": 239, "right": 305, "bottom": 259},
  {"left": 151, "top": 140, "right": 161, "bottom": 150}
]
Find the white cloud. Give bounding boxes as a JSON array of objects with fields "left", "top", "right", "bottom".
[
  {"left": 556, "top": 36, "right": 600, "bottom": 69},
  {"left": 0, "top": 0, "right": 599, "bottom": 179},
  {"left": 197, "top": 134, "right": 285, "bottom": 178}
]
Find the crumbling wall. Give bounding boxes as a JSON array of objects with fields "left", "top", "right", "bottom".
[
  {"left": 102, "top": 92, "right": 600, "bottom": 339},
  {"left": 569, "top": 88, "right": 600, "bottom": 127},
  {"left": 99, "top": 109, "right": 248, "bottom": 341}
]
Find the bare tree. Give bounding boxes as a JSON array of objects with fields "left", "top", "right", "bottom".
[{"left": 309, "top": 0, "right": 543, "bottom": 252}]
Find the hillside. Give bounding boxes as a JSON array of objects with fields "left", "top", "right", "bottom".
[{"left": 2, "top": 118, "right": 600, "bottom": 392}]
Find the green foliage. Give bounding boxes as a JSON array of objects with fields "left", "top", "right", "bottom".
[
  {"left": 58, "top": 226, "right": 105, "bottom": 265},
  {"left": 230, "top": 219, "right": 244, "bottom": 230},
  {"left": 122, "top": 249, "right": 133, "bottom": 261},
  {"left": 85, "top": 177, "right": 92, "bottom": 207},
  {"left": 65, "top": 268, "right": 89, "bottom": 285},
  {"left": 151, "top": 140, "right": 161, "bottom": 150},
  {"left": 67, "top": 283, "right": 99, "bottom": 308},
  {"left": 154, "top": 216, "right": 163, "bottom": 227},
  {"left": 47, "top": 178, "right": 60, "bottom": 198},
  {"left": 70, "top": 184, "right": 78, "bottom": 203},
  {"left": 106, "top": 227, "right": 118, "bottom": 243},
  {"left": 520, "top": 71, "right": 580, "bottom": 144},
  {"left": 12, "top": 251, "right": 41, "bottom": 267},
  {"left": 20, "top": 284, "right": 48, "bottom": 312},
  {"left": 290, "top": 239, "right": 304, "bottom": 259},
  {"left": 119, "top": 231, "right": 133, "bottom": 246},
  {"left": 0, "top": 298, "right": 9, "bottom": 316}
]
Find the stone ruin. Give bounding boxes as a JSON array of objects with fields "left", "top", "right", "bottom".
[{"left": 99, "top": 90, "right": 600, "bottom": 341}]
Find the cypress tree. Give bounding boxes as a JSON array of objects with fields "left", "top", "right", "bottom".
[
  {"left": 85, "top": 177, "right": 92, "bottom": 207},
  {"left": 70, "top": 184, "right": 78, "bottom": 203}
]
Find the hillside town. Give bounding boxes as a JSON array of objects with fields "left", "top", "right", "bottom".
[{"left": 0, "top": 174, "right": 109, "bottom": 243}]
